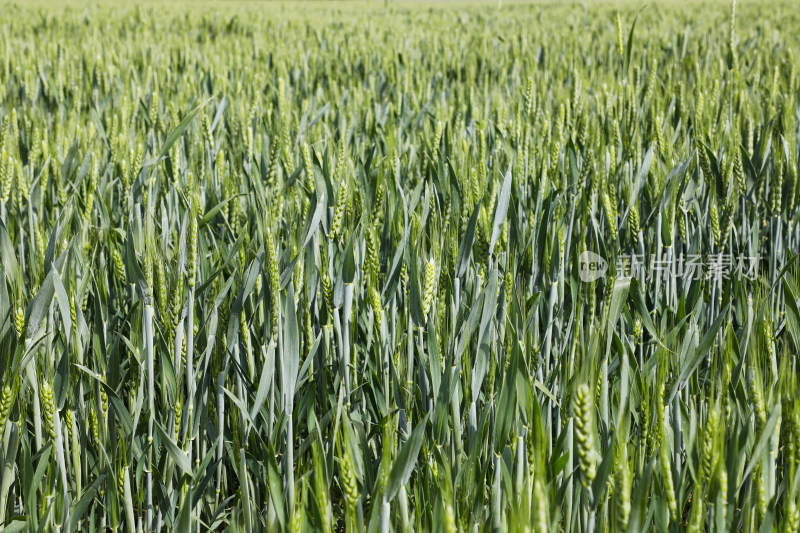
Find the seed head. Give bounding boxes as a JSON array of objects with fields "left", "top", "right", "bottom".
[
  {"left": 340, "top": 449, "right": 358, "bottom": 511},
  {"left": 40, "top": 381, "right": 56, "bottom": 441},
  {"left": 14, "top": 305, "right": 25, "bottom": 340},
  {"left": 0, "top": 385, "right": 13, "bottom": 431},
  {"left": 422, "top": 258, "right": 437, "bottom": 320},
  {"left": 573, "top": 383, "right": 596, "bottom": 485}
]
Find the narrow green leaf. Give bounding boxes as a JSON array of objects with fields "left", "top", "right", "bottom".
[
  {"left": 281, "top": 282, "right": 300, "bottom": 410},
  {"left": 384, "top": 414, "right": 429, "bottom": 502},
  {"left": 488, "top": 165, "right": 512, "bottom": 257},
  {"left": 667, "top": 304, "right": 729, "bottom": 403},
  {"left": 70, "top": 471, "right": 107, "bottom": 529},
  {"left": 154, "top": 422, "right": 193, "bottom": 477}
]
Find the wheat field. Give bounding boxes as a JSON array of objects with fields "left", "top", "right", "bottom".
[{"left": 0, "top": 0, "right": 799, "bottom": 531}]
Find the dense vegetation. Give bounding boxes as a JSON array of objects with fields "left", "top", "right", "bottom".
[{"left": 1, "top": 0, "right": 799, "bottom": 531}]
